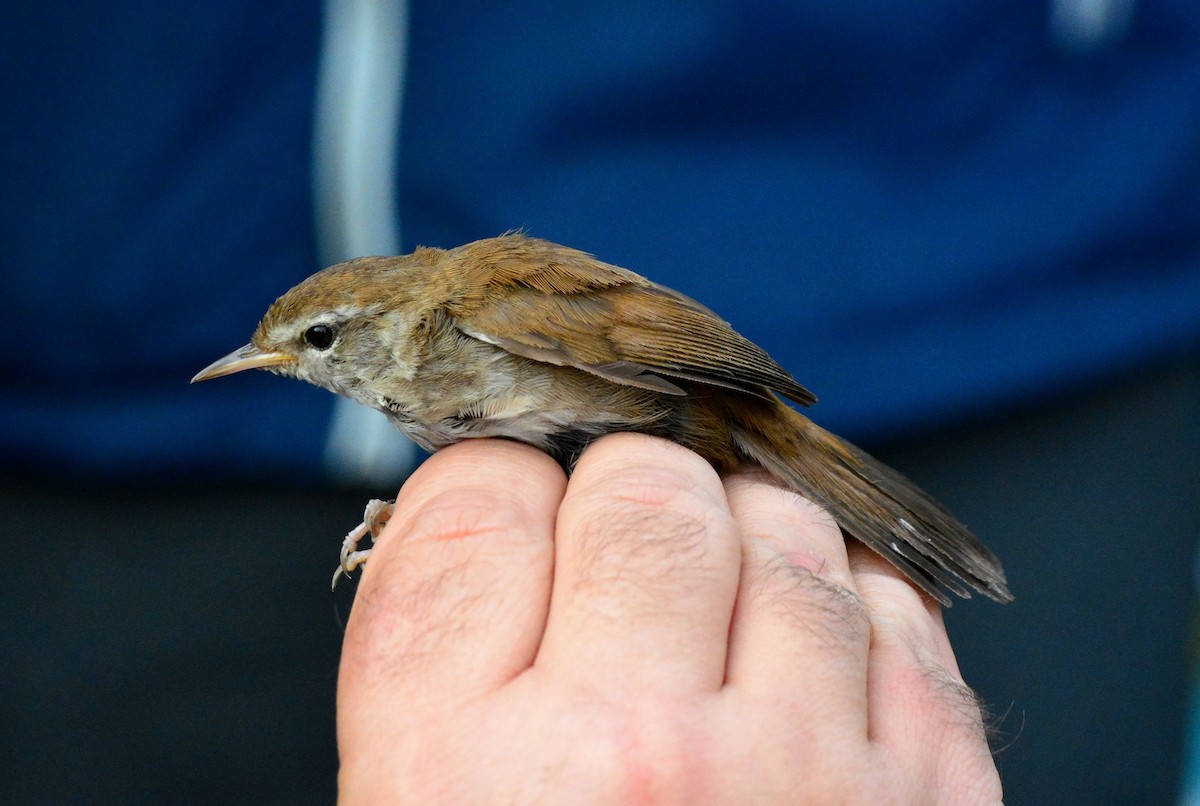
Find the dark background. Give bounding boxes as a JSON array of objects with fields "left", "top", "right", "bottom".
[{"left": 2, "top": 2, "right": 1199, "bottom": 802}]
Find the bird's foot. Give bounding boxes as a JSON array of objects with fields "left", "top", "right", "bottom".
[{"left": 331, "top": 499, "right": 395, "bottom": 590}]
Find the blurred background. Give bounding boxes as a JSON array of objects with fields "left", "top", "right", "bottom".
[{"left": 2, "top": 1, "right": 1198, "bottom": 803}]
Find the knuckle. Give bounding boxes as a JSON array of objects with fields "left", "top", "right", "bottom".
[
  {"left": 749, "top": 547, "right": 871, "bottom": 649},
  {"left": 763, "top": 483, "right": 843, "bottom": 543},
  {"left": 342, "top": 488, "right": 551, "bottom": 685},
  {"left": 915, "top": 660, "right": 989, "bottom": 736},
  {"left": 585, "top": 458, "right": 717, "bottom": 510},
  {"left": 396, "top": 487, "right": 535, "bottom": 548},
  {"left": 564, "top": 461, "right": 733, "bottom": 596},
  {"left": 567, "top": 491, "right": 724, "bottom": 601}
]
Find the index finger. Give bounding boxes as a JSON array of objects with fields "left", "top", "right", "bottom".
[{"left": 338, "top": 439, "right": 563, "bottom": 731}]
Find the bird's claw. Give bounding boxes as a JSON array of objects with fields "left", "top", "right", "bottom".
[{"left": 331, "top": 499, "right": 395, "bottom": 591}]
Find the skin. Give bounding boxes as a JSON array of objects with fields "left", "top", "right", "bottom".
[{"left": 336, "top": 434, "right": 1002, "bottom": 804}]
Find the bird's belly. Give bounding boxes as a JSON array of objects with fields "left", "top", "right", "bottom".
[
  {"left": 376, "top": 354, "right": 670, "bottom": 458},
  {"left": 381, "top": 404, "right": 617, "bottom": 455},
  {"left": 379, "top": 386, "right": 667, "bottom": 462}
]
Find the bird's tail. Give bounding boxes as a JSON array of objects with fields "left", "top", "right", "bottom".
[{"left": 729, "top": 402, "right": 1012, "bottom": 606}]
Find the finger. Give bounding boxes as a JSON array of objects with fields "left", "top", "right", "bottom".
[
  {"left": 850, "top": 544, "right": 1000, "bottom": 797},
  {"left": 536, "top": 433, "right": 741, "bottom": 694},
  {"left": 723, "top": 474, "right": 870, "bottom": 736},
  {"left": 338, "top": 439, "right": 563, "bottom": 732}
]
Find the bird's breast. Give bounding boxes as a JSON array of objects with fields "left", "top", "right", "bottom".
[{"left": 371, "top": 339, "right": 672, "bottom": 459}]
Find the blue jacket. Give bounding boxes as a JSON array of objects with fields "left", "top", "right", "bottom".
[{"left": 4, "top": 1, "right": 1199, "bottom": 479}]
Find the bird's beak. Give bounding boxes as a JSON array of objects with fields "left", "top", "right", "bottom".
[{"left": 191, "top": 343, "right": 297, "bottom": 383}]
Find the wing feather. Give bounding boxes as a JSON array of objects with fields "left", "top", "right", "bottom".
[{"left": 447, "top": 237, "right": 816, "bottom": 406}]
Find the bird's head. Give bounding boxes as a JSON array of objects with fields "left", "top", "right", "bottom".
[{"left": 191, "top": 255, "right": 432, "bottom": 401}]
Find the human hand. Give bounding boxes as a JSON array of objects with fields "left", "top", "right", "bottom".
[{"left": 336, "top": 434, "right": 1002, "bottom": 804}]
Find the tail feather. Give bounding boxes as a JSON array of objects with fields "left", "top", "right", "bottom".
[{"left": 730, "top": 405, "right": 1012, "bottom": 606}]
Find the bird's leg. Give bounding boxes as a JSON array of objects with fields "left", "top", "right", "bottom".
[{"left": 331, "top": 499, "right": 395, "bottom": 590}]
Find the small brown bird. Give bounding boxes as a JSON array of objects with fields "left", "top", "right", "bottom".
[{"left": 193, "top": 234, "right": 1011, "bottom": 605}]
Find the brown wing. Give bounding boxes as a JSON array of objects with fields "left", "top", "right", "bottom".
[{"left": 446, "top": 236, "right": 816, "bottom": 406}]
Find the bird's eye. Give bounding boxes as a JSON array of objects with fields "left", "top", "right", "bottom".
[{"left": 304, "top": 324, "right": 336, "bottom": 350}]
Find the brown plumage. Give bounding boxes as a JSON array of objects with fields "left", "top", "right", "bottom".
[{"left": 193, "top": 233, "right": 1011, "bottom": 605}]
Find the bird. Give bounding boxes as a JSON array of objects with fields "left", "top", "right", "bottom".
[{"left": 192, "top": 233, "right": 1011, "bottom": 605}]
